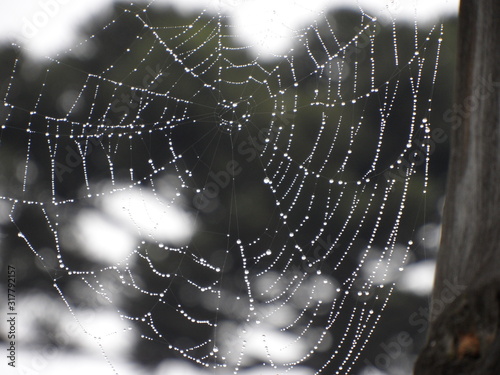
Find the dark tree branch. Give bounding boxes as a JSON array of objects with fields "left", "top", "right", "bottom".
[{"left": 414, "top": 0, "right": 500, "bottom": 373}]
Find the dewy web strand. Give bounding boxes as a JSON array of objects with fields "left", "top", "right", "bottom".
[{"left": 0, "top": 1, "right": 444, "bottom": 374}]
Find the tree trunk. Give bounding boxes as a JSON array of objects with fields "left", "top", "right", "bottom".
[{"left": 414, "top": 0, "right": 500, "bottom": 374}]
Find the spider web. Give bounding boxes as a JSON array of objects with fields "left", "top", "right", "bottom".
[{"left": 0, "top": 1, "right": 444, "bottom": 374}]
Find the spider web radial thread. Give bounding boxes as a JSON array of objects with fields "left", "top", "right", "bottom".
[{"left": 0, "top": 1, "right": 444, "bottom": 374}]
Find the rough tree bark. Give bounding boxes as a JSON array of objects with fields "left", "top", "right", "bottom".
[{"left": 414, "top": 0, "right": 500, "bottom": 374}]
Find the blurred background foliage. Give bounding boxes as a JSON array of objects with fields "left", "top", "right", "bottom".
[{"left": 0, "top": 3, "right": 456, "bottom": 374}]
